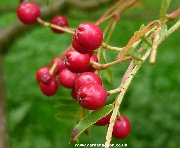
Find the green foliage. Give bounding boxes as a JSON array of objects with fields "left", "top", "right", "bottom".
[
  {"left": 70, "top": 105, "right": 113, "bottom": 143},
  {"left": 1, "top": 0, "right": 180, "bottom": 148},
  {"left": 159, "top": 24, "right": 168, "bottom": 38},
  {"left": 160, "top": 0, "right": 171, "bottom": 21},
  {"left": 141, "top": 36, "right": 153, "bottom": 50},
  {"left": 54, "top": 97, "right": 81, "bottom": 121},
  {"left": 100, "top": 49, "right": 114, "bottom": 83},
  {"left": 46, "top": 0, "right": 52, "bottom": 5}
]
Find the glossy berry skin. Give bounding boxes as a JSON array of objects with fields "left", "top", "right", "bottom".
[
  {"left": 36, "top": 66, "right": 52, "bottom": 84},
  {"left": 75, "top": 72, "right": 102, "bottom": 91},
  {"left": 65, "top": 50, "right": 90, "bottom": 73},
  {"left": 71, "top": 87, "right": 78, "bottom": 100},
  {"left": 58, "top": 69, "right": 77, "bottom": 88},
  {"left": 40, "top": 78, "right": 58, "bottom": 96},
  {"left": 17, "top": 2, "right": 41, "bottom": 24},
  {"left": 95, "top": 114, "right": 111, "bottom": 126},
  {"left": 112, "top": 115, "right": 131, "bottom": 139},
  {"left": 89, "top": 54, "right": 99, "bottom": 72},
  {"left": 51, "top": 57, "right": 66, "bottom": 75},
  {"left": 72, "top": 22, "right": 103, "bottom": 53},
  {"left": 77, "top": 83, "right": 107, "bottom": 110},
  {"left": 51, "top": 16, "right": 69, "bottom": 33}
]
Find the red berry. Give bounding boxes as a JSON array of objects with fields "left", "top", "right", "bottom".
[
  {"left": 112, "top": 115, "right": 131, "bottom": 139},
  {"left": 72, "top": 22, "right": 103, "bottom": 53},
  {"left": 75, "top": 72, "right": 102, "bottom": 91},
  {"left": 71, "top": 87, "right": 78, "bottom": 100},
  {"left": 17, "top": 2, "right": 41, "bottom": 24},
  {"left": 36, "top": 66, "right": 52, "bottom": 84},
  {"left": 51, "top": 16, "right": 69, "bottom": 34},
  {"left": 40, "top": 78, "right": 58, "bottom": 96},
  {"left": 89, "top": 54, "right": 99, "bottom": 72},
  {"left": 77, "top": 83, "right": 107, "bottom": 110},
  {"left": 58, "top": 69, "right": 77, "bottom": 88},
  {"left": 95, "top": 114, "right": 111, "bottom": 126},
  {"left": 51, "top": 57, "right": 66, "bottom": 75},
  {"left": 88, "top": 51, "right": 94, "bottom": 57},
  {"left": 65, "top": 50, "right": 90, "bottom": 73}
]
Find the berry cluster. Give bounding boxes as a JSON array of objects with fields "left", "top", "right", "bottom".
[{"left": 17, "top": 1, "right": 131, "bottom": 140}]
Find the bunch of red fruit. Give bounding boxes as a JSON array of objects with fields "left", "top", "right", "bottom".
[{"left": 17, "top": 1, "right": 130, "bottom": 140}]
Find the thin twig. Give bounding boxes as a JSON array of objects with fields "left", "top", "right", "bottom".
[
  {"left": 149, "top": 25, "right": 161, "bottom": 64},
  {"left": 104, "top": 19, "right": 180, "bottom": 148},
  {"left": 99, "top": 0, "right": 127, "bottom": 21},
  {"left": 37, "top": 18, "right": 75, "bottom": 34},
  {"left": 101, "top": 42, "right": 123, "bottom": 52},
  {"left": 96, "top": 0, "right": 138, "bottom": 25},
  {"left": 159, "top": 19, "right": 180, "bottom": 43},
  {"left": 105, "top": 49, "right": 151, "bottom": 148},
  {"left": 91, "top": 56, "right": 132, "bottom": 70}
]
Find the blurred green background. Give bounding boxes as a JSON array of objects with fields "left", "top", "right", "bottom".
[{"left": 0, "top": 0, "right": 180, "bottom": 148}]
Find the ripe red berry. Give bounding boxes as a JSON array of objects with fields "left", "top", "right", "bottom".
[
  {"left": 75, "top": 72, "right": 102, "bottom": 91},
  {"left": 71, "top": 87, "right": 78, "bottom": 100},
  {"left": 89, "top": 54, "right": 99, "bottom": 72},
  {"left": 65, "top": 50, "right": 90, "bottom": 73},
  {"left": 40, "top": 78, "right": 58, "bottom": 96},
  {"left": 95, "top": 114, "right": 111, "bottom": 126},
  {"left": 58, "top": 69, "right": 77, "bottom": 88},
  {"left": 17, "top": 2, "right": 41, "bottom": 24},
  {"left": 51, "top": 57, "right": 66, "bottom": 75},
  {"left": 77, "top": 83, "right": 107, "bottom": 110},
  {"left": 72, "top": 22, "right": 103, "bottom": 53},
  {"left": 51, "top": 16, "right": 69, "bottom": 34},
  {"left": 36, "top": 66, "right": 52, "bottom": 84},
  {"left": 112, "top": 115, "right": 131, "bottom": 139}
]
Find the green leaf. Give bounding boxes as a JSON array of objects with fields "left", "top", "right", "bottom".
[
  {"left": 160, "top": 0, "right": 171, "bottom": 21},
  {"left": 126, "top": 47, "right": 135, "bottom": 55},
  {"left": 101, "top": 49, "right": 114, "bottom": 83},
  {"left": 139, "top": 24, "right": 145, "bottom": 30},
  {"left": 159, "top": 24, "right": 167, "bottom": 38},
  {"left": 141, "top": 36, "right": 153, "bottom": 50},
  {"left": 54, "top": 97, "right": 81, "bottom": 121},
  {"left": 46, "top": 0, "right": 52, "bottom": 5},
  {"left": 69, "top": 104, "right": 114, "bottom": 143},
  {"left": 9, "top": 102, "right": 31, "bottom": 130}
]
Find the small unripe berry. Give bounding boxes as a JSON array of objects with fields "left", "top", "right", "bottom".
[
  {"left": 65, "top": 50, "right": 90, "bottom": 73},
  {"left": 77, "top": 83, "right": 107, "bottom": 110},
  {"left": 40, "top": 78, "right": 58, "bottom": 96},
  {"left": 51, "top": 57, "right": 66, "bottom": 75},
  {"left": 112, "top": 115, "right": 131, "bottom": 139},
  {"left": 75, "top": 72, "right": 102, "bottom": 91},
  {"left": 95, "top": 114, "right": 111, "bottom": 126},
  {"left": 71, "top": 87, "right": 78, "bottom": 100},
  {"left": 17, "top": 2, "right": 41, "bottom": 24},
  {"left": 72, "top": 22, "right": 103, "bottom": 53},
  {"left": 89, "top": 54, "right": 99, "bottom": 72},
  {"left": 36, "top": 66, "right": 52, "bottom": 84},
  {"left": 58, "top": 69, "right": 77, "bottom": 88},
  {"left": 51, "top": 16, "right": 69, "bottom": 34}
]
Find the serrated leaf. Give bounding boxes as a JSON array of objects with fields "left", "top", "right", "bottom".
[
  {"left": 160, "top": 0, "right": 171, "bottom": 21},
  {"left": 159, "top": 24, "right": 167, "bottom": 38},
  {"left": 69, "top": 104, "right": 113, "bottom": 143}
]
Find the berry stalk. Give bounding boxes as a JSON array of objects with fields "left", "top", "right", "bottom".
[{"left": 37, "top": 18, "right": 75, "bottom": 34}]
